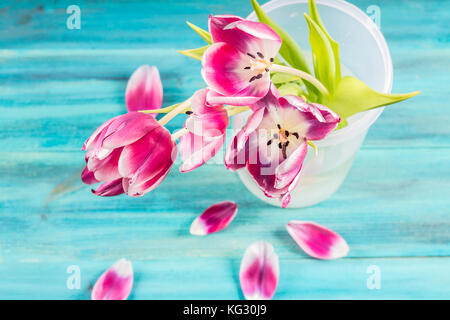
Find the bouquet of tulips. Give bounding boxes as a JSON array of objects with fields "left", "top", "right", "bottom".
[{"left": 81, "top": 0, "right": 419, "bottom": 208}]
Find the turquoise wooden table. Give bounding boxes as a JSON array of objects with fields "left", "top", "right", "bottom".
[{"left": 0, "top": 0, "right": 449, "bottom": 299}]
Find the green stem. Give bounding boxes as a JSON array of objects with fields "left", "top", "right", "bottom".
[
  {"left": 271, "top": 64, "right": 329, "bottom": 97},
  {"left": 158, "top": 98, "right": 192, "bottom": 126},
  {"left": 139, "top": 103, "right": 185, "bottom": 114}
]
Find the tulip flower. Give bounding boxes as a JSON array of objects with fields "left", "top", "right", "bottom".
[
  {"left": 178, "top": 88, "right": 228, "bottom": 172},
  {"left": 239, "top": 241, "right": 279, "bottom": 300},
  {"left": 91, "top": 258, "right": 133, "bottom": 300},
  {"left": 202, "top": 15, "right": 282, "bottom": 106},
  {"left": 82, "top": 112, "right": 176, "bottom": 197},
  {"left": 125, "top": 65, "right": 163, "bottom": 114},
  {"left": 224, "top": 84, "right": 340, "bottom": 207}
]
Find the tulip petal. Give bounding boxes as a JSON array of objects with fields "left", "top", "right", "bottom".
[
  {"left": 102, "top": 112, "right": 160, "bottom": 150},
  {"left": 125, "top": 65, "right": 163, "bottom": 113},
  {"left": 286, "top": 221, "right": 349, "bottom": 260},
  {"left": 209, "top": 15, "right": 244, "bottom": 42},
  {"left": 81, "top": 167, "right": 99, "bottom": 185},
  {"left": 209, "top": 16, "right": 281, "bottom": 59},
  {"left": 186, "top": 88, "right": 229, "bottom": 137},
  {"left": 88, "top": 147, "right": 123, "bottom": 182},
  {"left": 92, "top": 178, "right": 125, "bottom": 197},
  {"left": 190, "top": 201, "right": 238, "bottom": 236},
  {"left": 239, "top": 241, "right": 279, "bottom": 300},
  {"left": 224, "top": 107, "right": 265, "bottom": 171},
  {"left": 91, "top": 258, "right": 133, "bottom": 300},
  {"left": 206, "top": 88, "right": 266, "bottom": 107},
  {"left": 202, "top": 42, "right": 252, "bottom": 96},
  {"left": 179, "top": 131, "right": 225, "bottom": 173},
  {"left": 280, "top": 96, "right": 340, "bottom": 140},
  {"left": 274, "top": 139, "right": 307, "bottom": 190}
]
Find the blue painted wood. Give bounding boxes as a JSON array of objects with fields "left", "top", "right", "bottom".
[{"left": 0, "top": 0, "right": 449, "bottom": 299}]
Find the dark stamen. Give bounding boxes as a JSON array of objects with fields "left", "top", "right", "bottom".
[
  {"left": 249, "top": 76, "right": 257, "bottom": 83},
  {"left": 247, "top": 53, "right": 256, "bottom": 59},
  {"left": 270, "top": 58, "right": 274, "bottom": 62},
  {"left": 257, "top": 52, "right": 264, "bottom": 59},
  {"left": 244, "top": 66, "right": 251, "bottom": 70},
  {"left": 292, "top": 132, "right": 299, "bottom": 139},
  {"left": 282, "top": 144, "right": 287, "bottom": 159},
  {"left": 185, "top": 111, "right": 193, "bottom": 115},
  {"left": 255, "top": 74, "right": 263, "bottom": 79},
  {"left": 285, "top": 130, "right": 290, "bottom": 137},
  {"left": 277, "top": 124, "right": 281, "bottom": 129},
  {"left": 278, "top": 142, "right": 283, "bottom": 149},
  {"left": 267, "top": 140, "right": 272, "bottom": 146},
  {"left": 285, "top": 141, "right": 290, "bottom": 147},
  {"left": 265, "top": 68, "right": 270, "bottom": 72}
]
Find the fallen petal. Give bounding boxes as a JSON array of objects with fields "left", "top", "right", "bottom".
[
  {"left": 239, "top": 241, "right": 279, "bottom": 300},
  {"left": 286, "top": 221, "right": 349, "bottom": 260},
  {"left": 125, "top": 65, "right": 163, "bottom": 113},
  {"left": 190, "top": 201, "right": 238, "bottom": 236},
  {"left": 91, "top": 258, "right": 133, "bottom": 300}
]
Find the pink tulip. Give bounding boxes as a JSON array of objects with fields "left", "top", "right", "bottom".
[
  {"left": 92, "top": 258, "right": 133, "bottom": 300},
  {"left": 82, "top": 112, "right": 176, "bottom": 197},
  {"left": 190, "top": 201, "right": 238, "bottom": 236},
  {"left": 239, "top": 241, "right": 279, "bottom": 300},
  {"left": 125, "top": 65, "right": 163, "bottom": 113},
  {"left": 224, "top": 84, "right": 340, "bottom": 207},
  {"left": 178, "top": 88, "right": 228, "bottom": 172},
  {"left": 286, "top": 221, "right": 349, "bottom": 260},
  {"left": 202, "top": 15, "right": 282, "bottom": 106}
]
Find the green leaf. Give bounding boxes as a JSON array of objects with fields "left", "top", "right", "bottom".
[
  {"left": 178, "top": 45, "right": 210, "bottom": 61},
  {"left": 277, "top": 82, "right": 306, "bottom": 96},
  {"left": 327, "top": 76, "right": 420, "bottom": 128},
  {"left": 309, "top": 0, "right": 341, "bottom": 82},
  {"left": 186, "top": 21, "right": 212, "bottom": 44},
  {"left": 250, "top": 0, "right": 311, "bottom": 74},
  {"left": 304, "top": 13, "right": 336, "bottom": 95}
]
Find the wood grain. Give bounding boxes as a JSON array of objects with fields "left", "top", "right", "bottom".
[{"left": 0, "top": 0, "right": 448, "bottom": 299}]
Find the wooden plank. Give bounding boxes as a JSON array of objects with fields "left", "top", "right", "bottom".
[
  {"left": 0, "top": 257, "right": 449, "bottom": 299},
  {"left": 0, "top": 148, "right": 448, "bottom": 263}
]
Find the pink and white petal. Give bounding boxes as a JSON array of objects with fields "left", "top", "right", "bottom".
[
  {"left": 82, "top": 118, "right": 114, "bottom": 151},
  {"left": 206, "top": 89, "right": 265, "bottom": 107},
  {"left": 127, "top": 130, "right": 175, "bottom": 186},
  {"left": 280, "top": 96, "right": 340, "bottom": 140},
  {"left": 91, "top": 258, "right": 133, "bottom": 300},
  {"left": 239, "top": 241, "right": 279, "bottom": 300},
  {"left": 190, "top": 201, "right": 238, "bottom": 236},
  {"left": 126, "top": 65, "right": 163, "bottom": 113},
  {"left": 209, "top": 15, "right": 244, "bottom": 43},
  {"left": 179, "top": 131, "right": 225, "bottom": 173},
  {"left": 274, "top": 139, "right": 307, "bottom": 190},
  {"left": 186, "top": 89, "right": 229, "bottom": 137},
  {"left": 202, "top": 42, "right": 252, "bottom": 96},
  {"left": 286, "top": 221, "right": 349, "bottom": 260},
  {"left": 102, "top": 112, "right": 160, "bottom": 150},
  {"left": 117, "top": 128, "right": 165, "bottom": 178},
  {"left": 90, "top": 147, "right": 123, "bottom": 182},
  {"left": 92, "top": 178, "right": 125, "bottom": 197},
  {"left": 81, "top": 166, "right": 99, "bottom": 185},
  {"left": 250, "top": 82, "right": 280, "bottom": 111},
  {"left": 125, "top": 155, "right": 174, "bottom": 197},
  {"left": 209, "top": 16, "right": 281, "bottom": 59},
  {"left": 224, "top": 107, "right": 265, "bottom": 170}
]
